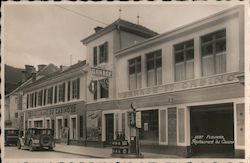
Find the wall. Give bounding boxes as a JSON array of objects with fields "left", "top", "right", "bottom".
[{"left": 116, "top": 12, "right": 241, "bottom": 93}]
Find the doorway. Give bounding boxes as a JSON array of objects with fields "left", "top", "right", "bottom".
[
  {"left": 190, "top": 103, "right": 234, "bottom": 157},
  {"left": 105, "top": 114, "right": 114, "bottom": 145}
]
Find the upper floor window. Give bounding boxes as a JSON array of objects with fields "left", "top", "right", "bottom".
[
  {"left": 27, "top": 94, "right": 29, "bottom": 109},
  {"left": 146, "top": 50, "right": 162, "bottom": 87},
  {"left": 43, "top": 89, "right": 47, "bottom": 106},
  {"left": 47, "top": 87, "right": 53, "bottom": 104},
  {"left": 54, "top": 85, "right": 58, "bottom": 104},
  {"left": 59, "top": 83, "right": 65, "bottom": 102},
  {"left": 129, "top": 56, "right": 141, "bottom": 90},
  {"left": 99, "top": 42, "right": 108, "bottom": 64},
  {"left": 38, "top": 90, "right": 43, "bottom": 106},
  {"left": 93, "top": 42, "right": 108, "bottom": 67},
  {"left": 67, "top": 81, "right": 71, "bottom": 101},
  {"left": 174, "top": 40, "right": 194, "bottom": 81},
  {"left": 201, "top": 29, "right": 226, "bottom": 76},
  {"left": 100, "top": 78, "right": 109, "bottom": 98},
  {"left": 72, "top": 78, "right": 80, "bottom": 99}
]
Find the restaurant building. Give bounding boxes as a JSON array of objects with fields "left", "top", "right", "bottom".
[
  {"left": 81, "top": 6, "right": 245, "bottom": 157},
  {"left": 21, "top": 61, "right": 88, "bottom": 145}
]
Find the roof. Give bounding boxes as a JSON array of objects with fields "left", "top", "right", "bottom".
[
  {"left": 22, "top": 60, "right": 87, "bottom": 90},
  {"left": 5, "top": 64, "right": 60, "bottom": 97},
  {"left": 81, "top": 18, "right": 158, "bottom": 45},
  {"left": 115, "top": 6, "right": 243, "bottom": 57}
]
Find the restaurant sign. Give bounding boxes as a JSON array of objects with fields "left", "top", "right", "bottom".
[
  {"left": 191, "top": 135, "right": 234, "bottom": 145},
  {"left": 27, "top": 104, "right": 76, "bottom": 118},
  {"left": 118, "top": 72, "right": 241, "bottom": 98}
]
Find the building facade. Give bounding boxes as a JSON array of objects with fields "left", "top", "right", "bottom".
[
  {"left": 81, "top": 6, "right": 245, "bottom": 157},
  {"left": 21, "top": 61, "right": 88, "bottom": 145}
]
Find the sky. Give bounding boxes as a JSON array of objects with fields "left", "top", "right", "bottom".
[{"left": 3, "top": 3, "right": 234, "bottom": 69}]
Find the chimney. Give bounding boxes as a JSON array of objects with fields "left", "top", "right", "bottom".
[
  {"left": 94, "top": 26, "right": 103, "bottom": 33},
  {"left": 60, "top": 65, "right": 68, "bottom": 71},
  {"left": 31, "top": 71, "right": 36, "bottom": 82},
  {"left": 38, "top": 64, "right": 47, "bottom": 72},
  {"left": 24, "top": 65, "right": 36, "bottom": 79}
]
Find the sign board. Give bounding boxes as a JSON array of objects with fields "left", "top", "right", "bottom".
[{"left": 136, "top": 112, "right": 141, "bottom": 128}]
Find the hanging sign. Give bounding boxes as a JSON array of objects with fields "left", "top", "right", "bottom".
[{"left": 136, "top": 112, "right": 141, "bottom": 128}]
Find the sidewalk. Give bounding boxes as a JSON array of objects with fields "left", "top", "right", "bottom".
[{"left": 54, "top": 143, "right": 181, "bottom": 158}]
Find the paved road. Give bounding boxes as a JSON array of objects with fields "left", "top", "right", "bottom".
[{"left": 4, "top": 146, "right": 88, "bottom": 159}]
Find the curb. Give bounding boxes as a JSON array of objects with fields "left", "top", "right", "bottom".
[{"left": 53, "top": 149, "right": 110, "bottom": 158}]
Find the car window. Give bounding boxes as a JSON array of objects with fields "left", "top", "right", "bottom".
[{"left": 5, "top": 130, "right": 19, "bottom": 136}]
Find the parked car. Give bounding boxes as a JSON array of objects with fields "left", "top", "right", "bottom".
[
  {"left": 17, "top": 128, "right": 55, "bottom": 151},
  {"left": 5, "top": 128, "right": 19, "bottom": 146}
]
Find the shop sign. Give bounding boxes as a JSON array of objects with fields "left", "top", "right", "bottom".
[
  {"left": 27, "top": 104, "right": 76, "bottom": 118},
  {"left": 136, "top": 112, "right": 141, "bottom": 128},
  {"left": 118, "top": 72, "right": 240, "bottom": 98},
  {"left": 191, "top": 135, "right": 234, "bottom": 145}
]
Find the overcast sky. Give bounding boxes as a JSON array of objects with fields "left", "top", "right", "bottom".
[{"left": 3, "top": 3, "right": 234, "bottom": 69}]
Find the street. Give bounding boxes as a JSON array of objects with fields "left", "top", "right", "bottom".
[{"left": 4, "top": 146, "right": 89, "bottom": 158}]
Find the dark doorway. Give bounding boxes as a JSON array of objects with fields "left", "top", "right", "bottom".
[
  {"left": 190, "top": 103, "right": 234, "bottom": 157},
  {"left": 139, "top": 109, "right": 159, "bottom": 145},
  {"left": 105, "top": 114, "right": 114, "bottom": 145}
]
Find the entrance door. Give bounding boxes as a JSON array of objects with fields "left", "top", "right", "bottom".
[
  {"left": 190, "top": 103, "right": 234, "bottom": 157},
  {"left": 105, "top": 114, "right": 114, "bottom": 145}
]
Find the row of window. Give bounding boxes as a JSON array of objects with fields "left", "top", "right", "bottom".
[
  {"left": 93, "top": 42, "right": 109, "bottom": 66},
  {"left": 128, "top": 29, "right": 226, "bottom": 90},
  {"left": 26, "top": 78, "right": 80, "bottom": 109}
]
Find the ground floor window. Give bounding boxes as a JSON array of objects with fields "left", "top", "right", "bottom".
[
  {"left": 70, "top": 116, "right": 77, "bottom": 140},
  {"left": 139, "top": 110, "right": 159, "bottom": 144},
  {"left": 57, "top": 118, "right": 63, "bottom": 139},
  {"left": 34, "top": 120, "right": 43, "bottom": 128}
]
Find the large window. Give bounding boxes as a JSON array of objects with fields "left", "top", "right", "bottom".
[
  {"left": 201, "top": 29, "right": 226, "bottom": 76},
  {"left": 59, "top": 83, "right": 65, "bottom": 102},
  {"left": 99, "top": 42, "right": 108, "bottom": 64},
  {"left": 47, "top": 87, "right": 53, "bottom": 104},
  {"left": 129, "top": 56, "right": 141, "bottom": 90},
  {"left": 38, "top": 90, "right": 43, "bottom": 106},
  {"left": 174, "top": 40, "right": 194, "bottom": 81},
  {"left": 54, "top": 86, "right": 58, "bottom": 104},
  {"left": 72, "top": 78, "right": 80, "bottom": 99},
  {"left": 67, "top": 81, "right": 71, "bottom": 101},
  {"left": 43, "top": 89, "right": 47, "bottom": 105},
  {"left": 146, "top": 50, "right": 162, "bottom": 87},
  {"left": 100, "top": 78, "right": 109, "bottom": 98},
  {"left": 93, "top": 46, "right": 97, "bottom": 67}
]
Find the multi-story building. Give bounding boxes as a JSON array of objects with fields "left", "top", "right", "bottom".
[
  {"left": 5, "top": 64, "right": 59, "bottom": 133},
  {"left": 82, "top": 6, "right": 245, "bottom": 157},
  {"left": 21, "top": 61, "right": 88, "bottom": 145}
]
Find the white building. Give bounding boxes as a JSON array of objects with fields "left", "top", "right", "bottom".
[{"left": 82, "top": 6, "right": 245, "bottom": 157}]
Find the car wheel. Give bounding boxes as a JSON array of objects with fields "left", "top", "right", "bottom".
[{"left": 17, "top": 140, "right": 21, "bottom": 149}]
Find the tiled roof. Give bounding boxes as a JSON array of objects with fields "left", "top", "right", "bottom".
[
  {"left": 81, "top": 18, "right": 158, "bottom": 45},
  {"left": 22, "top": 60, "right": 86, "bottom": 90}
]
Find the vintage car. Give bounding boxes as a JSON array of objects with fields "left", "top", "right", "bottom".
[
  {"left": 5, "top": 128, "right": 19, "bottom": 146},
  {"left": 17, "top": 128, "right": 55, "bottom": 151}
]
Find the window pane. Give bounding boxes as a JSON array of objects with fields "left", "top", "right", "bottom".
[
  {"left": 137, "top": 73, "right": 142, "bottom": 89},
  {"left": 202, "top": 55, "right": 214, "bottom": 76},
  {"left": 215, "top": 53, "right": 226, "bottom": 74},
  {"left": 174, "top": 44, "right": 184, "bottom": 51},
  {"left": 175, "top": 52, "right": 184, "bottom": 63},
  {"left": 186, "top": 49, "right": 194, "bottom": 60},
  {"left": 185, "top": 40, "right": 194, "bottom": 48},
  {"left": 175, "top": 62, "right": 185, "bottom": 81},
  {"left": 129, "top": 65, "right": 135, "bottom": 74},
  {"left": 186, "top": 60, "right": 194, "bottom": 80},
  {"left": 147, "top": 60, "right": 154, "bottom": 70},
  {"left": 156, "top": 56, "right": 162, "bottom": 68},
  {"left": 215, "top": 29, "right": 226, "bottom": 39},
  {"left": 129, "top": 74, "right": 136, "bottom": 90},
  {"left": 157, "top": 68, "right": 162, "bottom": 85},
  {"left": 215, "top": 40, "right": 226, "bottom": 53},
  {"left": 147, "top": 69, "right": 155, "bottom": 87},
  {"left": 202, "top": 44, "right": 213, "bottom": 56},
  {"left": 201, "top": 34, "right": 213, "bottom": 43}
]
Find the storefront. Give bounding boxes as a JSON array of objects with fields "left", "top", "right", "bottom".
[{"left": 24, "top": 101, "right": 86, "bottom": 145}]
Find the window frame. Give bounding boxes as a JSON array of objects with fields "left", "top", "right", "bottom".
[
  {"left": 146, "top": 49, "right": 162, "bottom": 86},
  {"left": 174, "top": 39, "right": 194, "bottom": 81},
  {"left": 128, "top": 56, "right": 142, "bottom": 90},
  {"left": 200, "top": 29, "right": 226, "bottom": 76}
]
